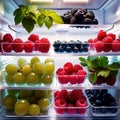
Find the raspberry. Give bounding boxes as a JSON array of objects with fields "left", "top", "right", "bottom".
[
  {"left": 24, "top": 41, "right": 34, "bottom": 53},
  {"left": 3, "top": 33, "right": 13, "bottom": 43},
  {"left": 54, "top": 90, "right": 60, "bottom": 99},
  {"left": 69, "top": 75, "right": 78, "bottom": 85},
  {"left": 34, "top": 40, "right": 41, "bottom": 51},
  {"left": 56, "top": 68, "right": 64, "bottom": 75},
  {"left": 12, "top": 38, "right": 24, "bottom": 52},
  {"left": 63, "top": 62, "right": 73, "bottom": 74},
  {"left": 67, "top": 103, "right": 76, "bottom": 114},
  {"left": 87, "top": 39, "right": 94, "bottom": 49},
  {"left": 56, "top": 89, "right": 69, "bottom": 100},
  {"left": 95, "top": 41, "right": 104, "bottom": 52},
  {"left": 77, "top": 70, "right": 87, "bottom": 84},
  {"left": 102, "top": 36, "right": 113, "bottom": 52},
  {"left": 107, "top": 33, "right": 116, "bottom": 40},
  {"left": 112, "top": 40, "right": 120, "bottom": 52},
  {"left": 2, "top": 42, "right": 12, "bottom": 53},
  {"left": 39, "top": 38, "right": 51, "bottom": 53},
  {"left": 28, "top": 34, "right": 39, "bottom": 42},
  {"left": 58, "top": 74, "right": 69, "bottom": 84},
  {"left": 55, "top": 99, "right": 67, "bottom": 114},
  {"left": 69, "top": 90, "right": 83, "bottom": 102},
  {"left": 73, "top": 64, "right": 83, "bottom": 72},
  {"left": 97, "top": 30, "right": 107, "bottom": 40}
]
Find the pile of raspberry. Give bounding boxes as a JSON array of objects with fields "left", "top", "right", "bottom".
[
  {"left": 54, "top": 89, "right": 88, "bottom": 114},
  {"left": 56, "top": 62, "right": 87, "bottom": 85},
  {"left": 88, "top": 30, "right": 120, "bottom": 52}
]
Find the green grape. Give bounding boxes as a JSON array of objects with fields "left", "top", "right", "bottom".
[
  {"left": 44, "top": 58, "right": 54, "bottom": 64},
  {"left": 28, "top": 104, "right": 40, "bottom": 116},
  {"left": 13, "top": 72, "right": 26, "bottom": 85},
  {"left": 46, "top": 90, "right": 52, "bottom": 99},
  {"left": 17, "top": 58, "right": 27, "bottom": 67},
  {"left": 38, "top": 98, "right": 50, "bottom": 111},
  {"left": 43, "top": 62, "right": 55, "bottom": 75},
  {"left": 29, "top": 94, "right": 38, "bottom": 104},
  {"left": 5, "top": 74, "right": 14, "bottom": 85},
  {"left": 18, "top": 90, "right": 33, "bottom": 99},
  {"left": 2, "top": 95, "right": 17, "bottom": 110},
  {"left": 7, "top": 90, "right": 18, "bottom": 95},
  {"left": 32, "top": 62, "right": 43, "bottom": 75},
  {"left": 21, "top": 64, "right": 32, "bottom": 75},
  {"left": 30, "top": 56, "right": 40, "bottom": 66},
  {"left": 42, "top": 75, "right": 53, "bottom": 86},
  {"left": 34, "top": 90, "right": 48, "bottom": 99},
  {"left": 5, "top": 64, "right": 19, "bottom": 75},
  {"left": 26, "top": 72, "right": 41, "bottom": 85},
  {"left": 14, "top": 99, "right": 30, "bottom": 116}
]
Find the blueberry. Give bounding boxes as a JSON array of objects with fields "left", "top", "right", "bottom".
[
  {"left": 61, "top": 41, "right": 68, "bottom": 49},
  {"left": 83, "top": 41, "right": 89, "bottom": 48},
  {"left": 84, "top": 47, "right": 89, "bottom": 52},
  {"left": 65, "top": 46, "right": 72, "bottom": 53},
  {"left": 100, "top": 108, "right": 108, "bottom": 113},
  {"left": 75, "top": 40, "right": 82, "bottom": 49},
  {"left": 95, "top": 99, "right": 102, "bottom": 106},
  {"left": 53, "top": 40, "right": 61, "bottom": 48},
  {"left": 92, "top": 90, "right": 100, "bottom": 97},
  {"left": 54, "top": 48, "right": 59, "bottom": 52},
  {"left": 79, "top": 47, "right": 84, "bottom": 52},
  {"left": 100, "top": 89, "right": 108, "bottom": 96},
  {"left": 73, "top": 47, "right": 79, "bottom": 53},
  {"left": 58, "top": 46, "right": 64, "bottom": 53},
  {"left": 85, "top": 90, "right": 92, "bottom": 95}
]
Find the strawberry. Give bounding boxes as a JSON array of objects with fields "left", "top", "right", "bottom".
[
  {"left": 28, "top": 34, "right": 39, "bottom": 42},
  {"left": 112, "top": 40, "right": 120, "bottom": 52},
  {"left": 97, "top": 30, "right": 107, "bottom": 40},
  {"left": 95, "top": 76, "right": 105, "bottom": 85},
  {"left": 95, "top": 41, "right": 104, "bottom": 52},
  {"left": 39, "top": 38, "right": 51, "bottom": 53},
  {"left": 77, "top": 70, "right": 87, "bottom": 84},
  {"left": 63, "top": 62, "right": 73, "bottom": 74},
  {"left": 107, "top": 33, "right": 116, "bottom": 40},
  {"left": 3, "top": 33, "right": 13, "bottom": 43},
  {"left": 102, "top": 36, "right": 113, "bottom": 52}
]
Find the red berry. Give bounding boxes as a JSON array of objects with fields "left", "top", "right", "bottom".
[
  {"left": 67, "top": 103, "right": 76, "bottom": 114},
  {"left": 39, "top": 38, "right": 51, "bottom": 53},
  {"left": 102, "top": 36, "right": 113, "bottom": 52},
  {"left": 77, "top": 70, "right": 87, "bottom": 84},
  {"left": 63, "top": 62, "right": 73, "bottom": 74},
  {"left": 97, "top": 30, "right": 107, "bottom": 40},
  {"left": 0, "top": 40, "right": 3, "bottom": 52},
  {"left": 107, "top": 33, "right": 116, "bottom": 40},
  {"left": 55, "top": 99, "right": 67, "bottom": 114},
  {"left": 24, "top": 41, "right": 34, "bottom": 53},
  {"left": 54, "top": 90, "right": 60, "bottom": 99},
  {"left": 75, "top": 96, "right": 87, "bottom": 114},
  {"left": 2, "top": 42, "right": 12, "bottom": 53},
  {"left": 95, "top": 41, "right": 104, "bottom": 52},
  {"left": 95, "top": 76, "right": 105, "bottom": 85},
  {"left": 34, "top": 40, "right": 41, "bottom": 51},
  {"left": 69, "top": 75, "right": 78, "bottom": 85},
  {"left": 112, "top": 40, "right": 120, "bottom": 52},
  {"left": 105, "top": 73, "right": 116, "bottom": 86},
  {"left": 3, "top": 33, "right": 13, "bottom": 43},
  {"left": 28, "top": 34, "right": 39, "bottom": 42},
  {"left": 87, "top": 39, "right": 94, "bottom": 50},
  {"left": 12, "top": 38, "right": 24, "bottom": 52},
  {"left": 56, "top": 68, "right": 64, "bottom": 75},
  {"left": 58, "top": 74, "right": 69, "bottom": 84},
  {"left": 73, "top": 64, "right": 83, "bottom": 72},
  {"left": 69, "top": 90, "right": 83, "bottom": 102},
  {"left": 56, "top": 89, "right": 69, "bottom": 100}
]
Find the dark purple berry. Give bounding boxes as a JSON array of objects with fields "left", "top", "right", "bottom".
[
  {"left": 65, "top": 46, "right": 72, "bottom": 53},
  {"left": 82, "top": 18, "right": 92, "bottom": 24},
  {"left": 92, "top": 19, "right": 99, "bottom": 24}
]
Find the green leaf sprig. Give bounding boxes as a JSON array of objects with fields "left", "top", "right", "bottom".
[
  {"left": 13, "top": 5, "right": 64, "bottom": 33},
  {"left": 79, "top": 56, "right": 120, "bottom": 84}
]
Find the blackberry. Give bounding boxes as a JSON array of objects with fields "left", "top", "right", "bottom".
[
  {"left": 75, "top": 10, "right": 84, "bottom": 21},
  {"left": 86, "top": 11, "right": 95, "bottom": 20},
  {"left": 70, "top": 17, "right": 77, "bottom": 24},
  {"left": 82, "top": 18, "right": 92, "bottom": 24},
  {"left": 71, "top": 8, "right": 78, "bottom": 15},
  {"left": 92, "top": 19, "right": 99, "bottom": 24}
]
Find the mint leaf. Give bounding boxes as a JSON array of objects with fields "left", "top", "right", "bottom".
[
  {"left": 37, "top": 14, "right": 46, "bottom": 27},
  {"left": 89, "top": 73, "right": 97, "bottom": 84},
  {"left": 22, "top": 17, "right": 35, "bottom": 33},
  {"left": 45, "top": 16, "right": 53, "bottom": 29},
  {"left": 107, "top": 62, "right": 120, "bottom": 71},
  {"left": 79, "top": 57, "right": 87, "bottom": 66},
  {"left": 28, "top": 12, "right": 36, "bottom": 21},
  {"left": 13, "top": 8, "right": 22, "bottom": 16},
  {"left": 14, "top": 15, "right": 24, "bottom": 25},
  {"left": 39, "top": 8, "right": 46, "bottom": 14},
  {"left": 19, "top": 5, "right": 27, "bottom": 13},
  {"left": 28, "top": 5, "right": 37, "bottom": 12},
  {"left": 97, "top": 69, "right": 110, "bottom": 78}
]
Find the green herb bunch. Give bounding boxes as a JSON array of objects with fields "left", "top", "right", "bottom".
[
  {"left": 13, "top": 5, "right": 64, "bottom": 33},
  {"left": 79, "top": 56, "right": 120, "bottom": 84}
]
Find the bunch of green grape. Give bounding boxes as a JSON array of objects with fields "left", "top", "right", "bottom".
[
  {"left": 5, "top": 56, "right": 55, "bottom": 86},
  {"left": 2, "top": 89, "right": 52, "bottom": 116}
]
